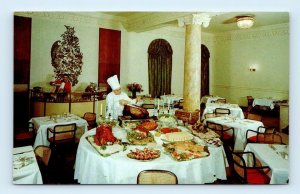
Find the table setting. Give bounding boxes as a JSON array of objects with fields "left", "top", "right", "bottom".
[
  {"left": 202, "top": 103, "right": 244, "bottom": 120},
  {"left": 13, "top": 146, "right": 43, "bottom": 184},
  {"left": 204, "top": 116, "right": 264, "bottom": 151},
  {"left": 31, "top": 113, "right": 88, "bottom": 148},
  {"left": 244, "top": 143, "right": 289, "bottom": 184}
]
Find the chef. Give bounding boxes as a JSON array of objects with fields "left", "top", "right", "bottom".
[{"left": 105, "top": 75, "right": 140, "bottom": 119}]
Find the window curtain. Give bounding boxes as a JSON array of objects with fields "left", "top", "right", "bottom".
[
  {"left": 148, "top": 39, "right": 173, "bottom": 98},
  {"left": 201, "top": 44, "right": 210, "bottom": 97}
]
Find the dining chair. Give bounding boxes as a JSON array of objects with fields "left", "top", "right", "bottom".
[
  {"left": 214, "top": 108, "right": 231, "bottom": 117},
  {"left": 141, "top": 103, "right": 155, "bottom": 109},
  {"left": 232, "top": 151, "right": 271, "bottom": 184},
  {"left": 204, "top": 113, "right": 217, "bottom": 119},
  {"left": 34, "top": 145, "right": 52, "bottom": 183},
  {"left": 246, "top": 126, "right": 274, "bottom": 143},
  {"left": 83, "top": 112, "right": 97, "bottom": 130},
  {"left": 247, "top": 96, "right": 254, "bottom": 112},
  {"left": 137, "top": 170, "right": 178, "bottom": 184},
  {"left": 14, "top": 122, "right": 36, "bottom": 147},
  {"left": 47, "top": 123, "right": 77, "bottom": 148},
  {"left": 216, "top": 98, "right": 226, "bottom": 104},
  {"left": 206, "top": 121, "right": 235, "bottom": 149},
  {"left": 178, "top": 99, "right": 183, "bottom": 109},
  {"left": 247, "top": 113, "right": 262, "bottom": 121},
  {"left": 246, "top": 128, "right": 283, "bottom": 144},
  {"left": 47, "top": 123, "right": 77, "bottom": 173}
]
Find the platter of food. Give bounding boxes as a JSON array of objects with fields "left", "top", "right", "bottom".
[
  {"left": 127, "top": 130, "right": 155, "bottom": 145},
  {"left": 123, "top": 104, "right": 149, "bottom": 119},
  {"left": 162, "top": 131, "right": 194, "bottom": 142},
  {"left": 98, "top": 119, "right": 118, "bottom": 127},
  {"left": 159, "top": 127, "right": 181, "bottom": 134},
  {"left": 133, "top": 120, "right": 158, "bottom": 132},
  {"left": 163, "top": 141, "right": 209, "bottom": 161},
  {"left": 127, "top": 147, "right": 160, "bottom": 161},
  {"left": 86, "top": 124, "right": 126, "bottom": 157},
  {"left": 122, "top": 120, "right": 142, "bottom": 129},
  {"left": 188, "top": 121, "right": 220, "bottom": 139},
  {"left": 158, "top": 114, "right": 177, "bottom": 127},
  {"left": 205, "top": 138, "right": 223, "bottom": 147}
]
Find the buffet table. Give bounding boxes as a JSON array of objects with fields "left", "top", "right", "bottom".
[
  {"left": 32, "top": 114, "right": 88, "bottom": 148},
  {"left": 202, "top": 103, "right": 244, "bottom": 120},
  {"left": 204, "top": 117, "right": 264, "bottom": 151},
  {"left": 74, "top": 127, "right": 228, "bottom": 184},
  {"left": 13, "top": 146, "right": 43, "bottom": 184},
  {"left": 244, "top": 143, "right": 289, "bottom": 184}
]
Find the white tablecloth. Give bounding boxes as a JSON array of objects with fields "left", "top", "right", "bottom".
[
  {"left": 74, "top": 127, "right": 228, "bottom": 184},
  {"left": 13, "top": 146, "right": 43, "bottom": 184},
  {"left": 201, "top": 96, "right": 225, "bottom": 104},
  {"left": 244, "top": 143, "right": 289, "bottom": 184},
  {"left": 252, "top": 98, "right": 277, "bottom": 110},
  {"left": 205, "top": 117, "right": 264, "bottom": 151},
  {"left": 202, "top": 103, "right": 244, "bottom": 120},
  {"left": 32, "top": 114, "right": 88, "bottom": 148}
]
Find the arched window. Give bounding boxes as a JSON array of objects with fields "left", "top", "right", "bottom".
[
  {"left": 148, "top": 39, "right": 173, "bottom": 98},
  {"left": 201, "top": 44, "right": 210, "bottom": 97}
]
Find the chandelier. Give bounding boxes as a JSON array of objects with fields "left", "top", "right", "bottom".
[{"left": 237, "top": 16, "right": 254, "bottom": 29}]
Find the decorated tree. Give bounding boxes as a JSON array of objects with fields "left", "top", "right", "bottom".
[{"left": 51, "top": 25, "right": 83, "bottom": 86}]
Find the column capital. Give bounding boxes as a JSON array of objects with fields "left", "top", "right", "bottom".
[{"left": 178, "top": 13, "right": 211, "bottom": 28}]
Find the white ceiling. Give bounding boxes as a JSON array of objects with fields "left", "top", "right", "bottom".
[{"left": 100, "top": 11, "right": 289, "bottom": 33}]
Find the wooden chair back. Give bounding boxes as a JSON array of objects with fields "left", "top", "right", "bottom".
[
  {"left": 83, "top": 112, "right": 97, "bottom": 130},
  {"left": 247, "top": 113, "right": 262, "bottom": 121},
  {"left": 137, "top": 170, "right": 178, "bottom": 184}
]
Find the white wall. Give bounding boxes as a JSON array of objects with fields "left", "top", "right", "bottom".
[{"left": 211, "top": 24, "right": 289, "bottom": 106}]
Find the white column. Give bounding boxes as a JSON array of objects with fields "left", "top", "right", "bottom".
[{"left": 178, "top": 13, "right": 211, "bottom": 112}]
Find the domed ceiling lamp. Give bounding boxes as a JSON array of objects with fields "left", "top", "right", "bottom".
[{"left": 237, "top": 16, "right": 254, "bottom": 29}]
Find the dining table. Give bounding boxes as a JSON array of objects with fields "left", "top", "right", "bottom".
[
  {"left": 200, "top": 96, "right": 226, "bottom": 104},
  {"left": 244, "top": 143, "right": 289, "bottom": 184},
  {"left": 252, "top": 98, "right": 279, "bottom": 110},
  {"left": 204, "top": 117, "right": 264, "bottom": 151},
  {"left": 31, "top": 114, "right": 88, "bottom": 148},
  {"left": 74, "top": 126, "right": 228, "bottom": 184},
  {"left": 13, "top": 146, "right": 43, "bottom": 184},
  {"left": 202, "top": 103, "right": 244, "bottom": 120}
]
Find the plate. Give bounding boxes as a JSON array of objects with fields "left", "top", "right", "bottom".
[
  {"left": 162, "top": 131, "right": 194, "bottom": 142},
  {"left": 163, "top": 141, "right": 209, "bottom": 161},
  {"left": 127, "top": 131, "right": 155, "bottom": 145},
  {"left": 127, "top": 148, "right": 160, "bottom": 161}
]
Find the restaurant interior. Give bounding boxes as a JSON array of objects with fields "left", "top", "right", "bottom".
[{"left": 12, "top": 11, "right": 289, "bottom": 185}]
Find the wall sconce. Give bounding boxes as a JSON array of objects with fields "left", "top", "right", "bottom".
[
  {"left": 237, "top": 16, "right": 254, "bottom": 29},
  {"left": 249, "top": 65, "right": 256, "bottom": 72}
]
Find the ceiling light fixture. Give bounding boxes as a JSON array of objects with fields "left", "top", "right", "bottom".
[{"left": 237, "top": 16, "right": 254, "bottom": 29}]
